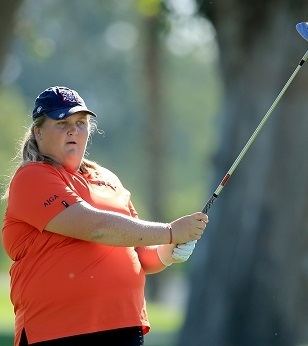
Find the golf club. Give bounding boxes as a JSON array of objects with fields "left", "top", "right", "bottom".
[{"left": 201, "top": 22, "right": 308, "bottom": 214}]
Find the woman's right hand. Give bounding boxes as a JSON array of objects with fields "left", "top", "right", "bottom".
[{"left": 170, "top": 212, "right": 208, "bottom": 244}]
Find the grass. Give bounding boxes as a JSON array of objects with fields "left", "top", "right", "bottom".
[
  {"left": 147, "top": 302, "right": 183, "bottom": 332},
  {"left": 0, "top": 273, "right": 14, "bottom": 333},
  {"left": 144, "top": 303, "right": 182, "bottom": 346},
  {"left": 0, "top": 273, "right": 14, "bottom": 346}
]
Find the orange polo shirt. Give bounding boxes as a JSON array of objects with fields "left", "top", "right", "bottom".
[{"left": 2, "top": 162, "right": 152, "bottom": 345}]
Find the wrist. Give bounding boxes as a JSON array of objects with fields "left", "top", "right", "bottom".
[{"left": 167, "top": 224, "right": 173, "bottom": 244}]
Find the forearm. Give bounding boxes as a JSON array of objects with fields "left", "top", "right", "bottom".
[
  {"left": 137, "top": 242, "right": 196, "bottom": 272},
  {"left": 46, "top": 201, "right": 171, "bottom": 246},
  {"left": 91, "top": 211, "right": 170, "bottom": 246},
  {"left": 46, "top": 201, "right": 207, "bottom": 246},
  {"left": 135, "top": 246, "right": 168, "bottom": 274}
]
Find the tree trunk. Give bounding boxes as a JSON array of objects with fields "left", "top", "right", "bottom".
[
  {"left": 0, "top": 1, "right": 23, "bottom": 74},
  {"left": 142, "top": 13, "right": 167, "bottom": 300},
  {"left": 178, "top": 1, "right": 308, "bottom": 345},
  {"left": 143, "top": 14, "right": 166, "bottom": 222}
]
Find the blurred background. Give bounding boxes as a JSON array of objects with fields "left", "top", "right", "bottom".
[{"left": 1, "top": 1, "right": 308, "bottom": 345}]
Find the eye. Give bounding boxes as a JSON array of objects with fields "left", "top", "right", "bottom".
[
  {"left": 76, "top": 120, "right": 86, "bottom": 126},
  {"left": 56, "top": 121, "right": 67, "bottom": 128}
]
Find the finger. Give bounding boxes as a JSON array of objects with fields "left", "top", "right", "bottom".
[
  {"left": 193, "top": 234, "right": 202, "bottom": 240},
  {"left": 196, "top": 221, "right": 207, "bottom": 230},
  {"left": 197, "top": 218, "right": 208, "bottom": 225},
  {"left": 194, "top": 212, "right": 208, "bottom": 222},
  {"left": 196, "top": 225, "right": 205, "bottom": 231},
  {"left": 193, "top": 229, "right": 203, "bottom": 235}
]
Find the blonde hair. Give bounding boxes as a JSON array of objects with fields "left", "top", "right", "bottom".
[{"left": 2, "top": 115, "right": 102, "bottom": 199}]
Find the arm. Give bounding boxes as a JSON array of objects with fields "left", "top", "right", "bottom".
[
  {"left": 136, "top": 241, "right": 198, "bottom": 274},
  {"left": 45, "top": 200, "right": 208, "bottom": 247},
  {"left": 135, "top": 246, "right": 168, "bottom": 274},
  {"left": 9, "top": 164, "right": 208, "bottom": 247},
  {"left": 46, "top": 201, "right": 169, "bottom": 246}
]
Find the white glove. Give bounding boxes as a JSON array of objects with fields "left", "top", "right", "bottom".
[
  {"left": 157, "top": 241, "right": 197, "bottom": 266},
  {"left": 172, "top": 240, "right": 197, "bottom": 262}
]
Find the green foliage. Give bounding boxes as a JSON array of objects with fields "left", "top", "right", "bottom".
[
  {"left": 137, "top": 0, "right": 162, "bottom": 17},
  {"left": 0, "top": 87, "right": 29, "bottom": 271},
  {"left": 163, "top": 54, "right": 222, "bottom": 218},
  {"left": 0, "top": 274, "right": 14, "bottom": 333},
  {"left": 0, "top": 87, "right": 29, "bottom": 175}
]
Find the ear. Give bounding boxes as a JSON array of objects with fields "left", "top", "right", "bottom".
[{"left": 33, "top": 126, "right": 42, "bottom": 141}]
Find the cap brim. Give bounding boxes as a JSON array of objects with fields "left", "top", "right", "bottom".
[{"left": 45, "top": 106, "right": 97, "bottom": 120}]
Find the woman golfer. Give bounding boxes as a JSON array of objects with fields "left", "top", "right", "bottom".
[{"left": 2, "top": 86, "right": 208, "bottom": 345}]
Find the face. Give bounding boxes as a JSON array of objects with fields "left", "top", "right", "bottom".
[{"left": 34, "top": 112, "right": 90, "bottom": 172}]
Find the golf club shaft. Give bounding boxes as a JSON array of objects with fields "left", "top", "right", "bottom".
[{"left": 202, "top": 48, "right": 308, "bottom": 214}]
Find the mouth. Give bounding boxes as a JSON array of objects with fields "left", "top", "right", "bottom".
[{"left": 66, "top": 141, "right": 77, "bottom": 145}]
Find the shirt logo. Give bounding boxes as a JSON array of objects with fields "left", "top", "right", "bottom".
[
  {"left": 61, "top": 201, "right": 70, "bottom": 208},
  {"left": 44, "top": 194, "right": 59, "bottom": 207}
]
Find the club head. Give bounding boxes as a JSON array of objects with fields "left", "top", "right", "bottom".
[{"left": 296, "top": 22, "right": 308, "bottom": 41}]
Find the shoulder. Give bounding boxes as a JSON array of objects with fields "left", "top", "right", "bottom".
[
  {"left": 97, "top": 166, "right": 124, "bottom": 187},
  {"left": 14, "top": 162, "right": 57, "bottom": 177},
  {"left": 11, "top": 162, "right": 63, "bottom": 188}
]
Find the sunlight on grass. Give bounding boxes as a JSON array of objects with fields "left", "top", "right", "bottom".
[
  {"left": 0, "top": 273, "right": 14, "bottom": 332},
  {"left": 147, "top": 302, "right": 183, "bottom": 332}
]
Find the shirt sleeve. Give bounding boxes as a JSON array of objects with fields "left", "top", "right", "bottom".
[
  {"left": 8, "top": 163, "right": 83, "bottom": 231},
  {"left": 135, "top": 246, "right": 167, "bottom": 274}
]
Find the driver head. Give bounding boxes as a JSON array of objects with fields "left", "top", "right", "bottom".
[{"left": 296, "top": 22, "right": 308, "bottom": 41}]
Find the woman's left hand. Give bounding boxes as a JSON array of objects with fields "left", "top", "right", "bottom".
[
  {"left": 157, "top": 240, "right": 197, "bottom": 266},
  {"left": 172, "top": 240, "right": 197, "bottom": 262}
]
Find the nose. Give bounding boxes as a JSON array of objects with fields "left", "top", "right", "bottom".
[{"left": 67, "top": 123, "right": 78, "bottom": 135}]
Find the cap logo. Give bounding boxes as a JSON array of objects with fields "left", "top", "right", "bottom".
[
  {"left": 60, "top": 89, "right": 78, "bottom": 103},
  {"left": 37, "top": 106, "right": 42, "bottom": 113},
  {"left": 58, "top": 113, "right": 65, "bottom": 118}
]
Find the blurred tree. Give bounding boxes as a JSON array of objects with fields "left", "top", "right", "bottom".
[
  {"left": 0, "top": 1, "right": 26, "bottom": 270},
  {"left": 138, "top": 0, "right": 169, "bottom": 301},
  {"left": 140, "top": 0, "right": 166, "bottom": 223},
  {"left": 0, "top": 88, "right": 29, "bottom": 270},
  {"left": 0, "top": 1, "right": 23, "bottom": 72},
  {"left": 178, "top": 1, "right": 308, "bottom": 346}
]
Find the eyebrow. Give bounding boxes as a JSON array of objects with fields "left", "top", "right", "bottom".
[{"left": 57, "top": 114, "right": 89, "bottom": 121}]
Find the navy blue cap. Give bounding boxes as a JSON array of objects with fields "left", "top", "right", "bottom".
[{"left": 32, "top": 86, "right": 97, "bottom": 120}]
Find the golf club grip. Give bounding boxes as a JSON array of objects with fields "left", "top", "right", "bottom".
[{"left": 202, "top": 194, "right": 217, "bottom": 214}]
